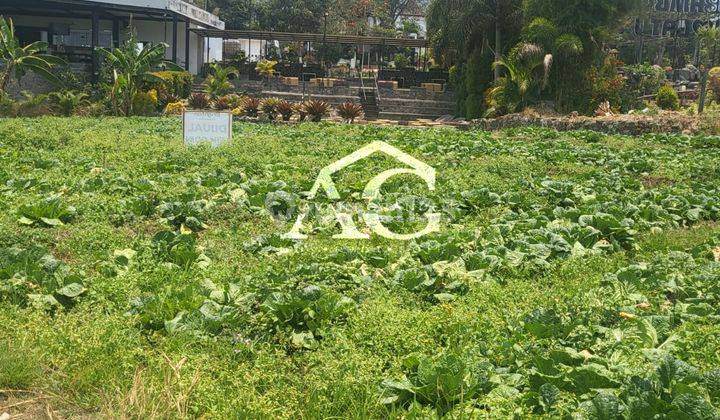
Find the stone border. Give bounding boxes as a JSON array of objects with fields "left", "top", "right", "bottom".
[{"left": 472, "top": 113, "right": 699, "bottom": 135}]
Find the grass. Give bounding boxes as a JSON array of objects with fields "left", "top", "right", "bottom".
[{"left": 1, "top": 117, "right": 719, "bottom": 418}]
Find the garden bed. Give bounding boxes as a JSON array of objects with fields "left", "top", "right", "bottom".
[{"left": 1, "top": 118, "right": 720, "bottom": 418}]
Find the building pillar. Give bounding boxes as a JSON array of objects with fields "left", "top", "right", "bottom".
[
  {"left": 172, "top": 14, "right": 178, "bottom": 64},
  {"left": 112, "top": 18, "right": 120, "bottom": 48},
  {"left": 184, "top": 18, "right": 190, "bottom": 71},
  {"left": 91, "top": 9, "right": 100, "bottom": 83}
]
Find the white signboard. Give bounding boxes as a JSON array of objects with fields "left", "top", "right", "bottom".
[{"left": 183, "top": 111, "right": 232, "bottom": 147}]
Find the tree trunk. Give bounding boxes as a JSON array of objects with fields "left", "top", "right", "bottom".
[
  {"left": 698, "top": 68, "right": 708, "bottom": 114},
  {"left": 494, "top": 15, "right": 502, "bottom": 81},
  {"left": 0, "top": 62, "right": 14, "bottom": 94}
]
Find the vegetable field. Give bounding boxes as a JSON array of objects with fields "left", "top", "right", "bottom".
[{"left": 2, "top": 118, "right": 720, "bottom": 418}]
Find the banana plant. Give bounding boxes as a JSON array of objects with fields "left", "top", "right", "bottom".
[
  {"left": 0, "top": 16, "right": 67, "bottom": 93},
  {"left": 98, "top": 31, "right": 179, "bottom": 116}
]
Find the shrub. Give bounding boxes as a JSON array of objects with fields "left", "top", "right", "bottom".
[
  {"left": 698, "top": 105, "right": 720, "bottom": 134},
  {"left": 164, "top": 101, "right": 185, "bottom": 115},
  {"left": 656, "top": 84, "right": 680, "bottom": 110},
  {"left": 242, "top": 97, "right": 260, "bottom": 117},
  {"left": 0, "top": 93, "right": 16, "bottom": 117},
  {"left": 131, "top": 90, "right": 158, "bottom": 116},
  {"left": 158, "top": 93, "right": 180, "bottom": 108},
  {"left": 393, "top": 53, "right": 410, "bottom": 69},
  {"left": 260, "top": 98, "right": 280, "bottom": 120},
  {"left": 15, "top": 92, "right": 52, "bottom": 117},
  {"left": 222, "top": 93, "right": 244, "bottom": 109},
  {"left": 255, "top": 59, "right": 277, "bottom": 81},
  {"left": 231, "top": 106, "right": 244, "bottom": 117},
  {"left": 50, "top": 90, "right": 89, "bottom": 117},
  {"left": 188, "top": 92, "right": 210, "bottom": 109},
  {"left": 148, "top": 70, "right": 192, "bottom": 99},
  {"left": 709, "top": 67, "right": 720, "bottom": 104},
  {"left": 588, "top": 58, "right": 626, "bottom": 112},
  {"left": 336, "top": 102, "right": 363, "bottom": 123},
  {"left": 276, "top": 100, "right": 294, "bottom": 121},
  {"left": 303, "top": 100, "right": 330, "bottom": 122},
  {"left": 624, "top": 64, "right": 666, "bottom": 103}
]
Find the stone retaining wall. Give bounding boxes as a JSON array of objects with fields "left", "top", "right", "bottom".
[
  {"left": 473, "top": 113, "right": 699, "bottom": 135},
  {"left": 230, "top": 79, "right": 456, "bottom": 102}
]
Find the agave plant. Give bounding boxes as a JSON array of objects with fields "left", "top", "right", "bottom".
[
  {"left": 242, "top": 97, "right": 260, "bottom": 118},
  {"left": 50, "top": 90, "right": 89, "bottom": 117},
  {"left": 98, "top": 30, "right": 178, "bottom": 116},
  {"left": 336, "top": 102, "right": 363, "bottom": 123},
  {"left": 276, "top": 100, "right": 294, "bottom": 121},
  {"left": 205, "top": 63, "right": 238, "bottom": 98},
  {"left": 188, "top": 92, "right": 210, "bottom": 109},
  {"left": 260, "top": 98, "right": 281, "bottom": 120},
  {"left": 294, "top": 103, "right": 307, "bottom": 122},
  {"left": 302, "top": 100, "right": 330, "bottom": 122},
  {"left": 0, "top": 17, "right": 67, "bottom": 93}
]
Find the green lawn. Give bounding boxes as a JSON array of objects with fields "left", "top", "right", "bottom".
[{"left": 1, "top": 117, "right": 720, "bottom": 418}]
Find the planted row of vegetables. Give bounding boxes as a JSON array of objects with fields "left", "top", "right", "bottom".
[{"left": 1, "top": 118, "right": 719, "bottom": 417}]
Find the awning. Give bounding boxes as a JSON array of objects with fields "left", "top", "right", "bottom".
[{"left": 190, "top": 29, "right": 429, "bottom": 48}]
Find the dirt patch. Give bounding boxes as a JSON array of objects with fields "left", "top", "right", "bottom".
[
  {"left": 0, "top": 391, "right": 58, "bottom": 419},
  {"left": 473, "top": 110, "right": 699, "bottom": 135},
  {"left": 641, "top": 175, "right": 675, "bottom": 188}
]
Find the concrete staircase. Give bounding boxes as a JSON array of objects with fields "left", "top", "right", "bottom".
[
  {"left": 359, "top": 88, "right": 380, "bottom": 120},
  {"left": 192, "top": 81, "right": 207, "bottom": 94}
]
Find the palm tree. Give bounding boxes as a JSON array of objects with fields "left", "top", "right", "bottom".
[
  {"left": 0, "top": 16, "right": 66, "bottom": 94},
  {"left": 487, "top": 43, "right": 552, "bottom": 115},
  {"left": 98, "top": 31, "right": 177, "bottom": 116},
  {"left": 427, "top": 0, "right": 521, "bottom": 78},
  {"left": 695, "top": 25, "right": 720, "bottom": 114},
  {"left": 697, "top": 26, "right": 720, "bottom": 67}
]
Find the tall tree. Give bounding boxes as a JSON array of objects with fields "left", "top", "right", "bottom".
[
  {"left": 426, "top": 0, "right": 521, "bottom": 73},
  {"left": 256, "top": 0, "right": 328, "bottom": 33},
  {"left": 207, "top": 0, "right": 259, "bottom": 30}
]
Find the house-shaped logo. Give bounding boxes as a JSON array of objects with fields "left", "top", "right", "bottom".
[{"left": 283, "top": 141, "right": 440, "bottom": 240}]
